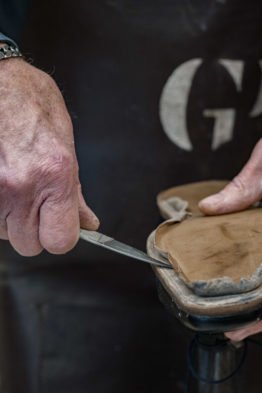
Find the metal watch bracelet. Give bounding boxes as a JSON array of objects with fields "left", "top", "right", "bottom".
[{"left": 0, "top": 44, "right": 23, "bottom": 61}]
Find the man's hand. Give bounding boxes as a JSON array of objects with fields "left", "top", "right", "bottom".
[
  {"left": 0, "top": 58, "right": 99, "bottom": 256},
  {"left": 199, "top": 139, "right": 262, "bottom": 215},
  {"left": 199, "top": 138, "right": 262, "bottom": 341}
]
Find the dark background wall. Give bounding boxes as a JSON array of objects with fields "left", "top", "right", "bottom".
[{"left": 0, "top": 1, "right": 261, "bottom": 392}]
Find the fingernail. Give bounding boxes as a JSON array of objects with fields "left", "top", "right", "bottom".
[
  {"left": 93, "top": 215, "right": 99, "bottom": 223},
  {"left": 92, "top": 215, "right": 100, "bottom": 227},
  {"left": 200, "top": 193, "right": 224, "bottom": 207}
]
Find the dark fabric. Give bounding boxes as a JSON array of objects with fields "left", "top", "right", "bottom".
[
  {"left": 19, "top": 0, "right": 262, "bottom": 252},
  {"left": 0, "top": 1, "right": 262, "bottom": 392},
  {"left": 0, "top": 0, "right": 31, "bottom": 39},
  {"left": 0, "top": 32, "right": 19, "bottom": 46},
  {"left": 0, "top": 257, "right": 188, "bottom": 393}
]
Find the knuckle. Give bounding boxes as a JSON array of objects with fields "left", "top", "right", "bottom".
[
  {"left": 40, "top": 150, "right": 76, "bottom": 185},
  {"left": 0, "top": 171, "right": 26, "bottom": 196},
  {"left": 231, "top": 175, "right": 247, "bottom": 193},
  {"left": 0, "top": 148, "right": 77, "bottom": 204},
  {"left": 0, "top": 172, "right": 11, "bottom": 192},
  {"left": 230, "top": 174, "right": 254, "bottom": 201}
]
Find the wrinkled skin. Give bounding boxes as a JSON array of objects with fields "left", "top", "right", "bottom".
[
  {"left": 0, "top": 58, "right": 99, "bottom": 256},
  {"left": 199, "top": 138, "right": 262, "bottom": 341},
  {"left": 1, "top": 56, "right": 261, "bottom": 339}
]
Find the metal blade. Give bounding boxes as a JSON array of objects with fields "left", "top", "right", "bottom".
[{"left": 79, "top": 229, "right": 172, "bottom": 269}]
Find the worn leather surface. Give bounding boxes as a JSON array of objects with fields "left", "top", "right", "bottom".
[
  {"left": 154, "top": 181, "right": 262, "bottom": 296},
  {"left": 0, "top": 1, "right": 262, "bottom": 392}
]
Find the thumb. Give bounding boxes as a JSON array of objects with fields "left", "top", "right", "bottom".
[
  {"left": 225, "top": 320, "right": 262, "bottom": 342},
  {"left": 78, "top": 184, "right": 100, "bottom": 230},
  {"left": 199, "top": 139, "right": 262, "bottom": 215}
]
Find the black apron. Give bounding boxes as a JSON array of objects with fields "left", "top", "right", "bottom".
[
  {"left": 0, "top": 0, "right": 31, "bottom": 38},
  {"left": 0, "top": 1, "right": 262, "bottom": 392}
]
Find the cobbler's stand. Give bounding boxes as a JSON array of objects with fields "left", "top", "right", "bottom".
[{"left": 154, "top": 276, "right": 262, "bottom": 393}]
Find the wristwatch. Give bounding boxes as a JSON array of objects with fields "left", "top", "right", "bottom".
[
  {"left": 0, "top": 32, "right": 23, "bottom": 61},
  {"left": 0, "top": 44, "right": 23, "bottom": 60}
]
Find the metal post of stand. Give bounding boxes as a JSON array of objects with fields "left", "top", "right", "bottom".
[
  {"left": 187, "top": 333, "right": 246, "bottom": 393},
  {"left": 155, "top": 280, "right": 248, "bottom": 393}
]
